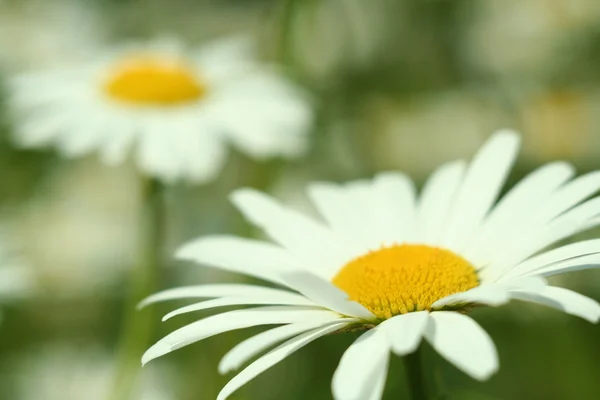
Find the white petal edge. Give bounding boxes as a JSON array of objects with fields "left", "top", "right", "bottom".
[
  {"left": 229, "top": 188, "right": 349, "bottom": 279},
  {"left": 217, "top": 321, "right": 350, "bottom": 400},
  {"left": 176, "top": 235, "right": 298, "bottom": 286},
  {"left": 416, "top": 160, "right": 466, "bottom": 245},
  {"left": 424, "top": 312, "right": 498, "bottom": 381},
  {"left": 142, "top": 307, "right": 341, "bottom": 365},
  {"left": 218, "top": 318, "right": 358, "bottom": 374},
  {"left": 162, "top": 295, "right": 319, "bottom": 321},
  {"left": 332, "top": 327, "right": 391, "bottom": 400},
  {"left": 441, "top": 130, "right": 520, "bottom": 253},
  {"left": 282, "top": 270, "right": 375, "bottom": 320},
  {"left": 138, "top": 284, "right": 305, "bottom": 309},
  {"left": 510, "top": 286, "right": 600, "bottom": 323},
  {"left": 379, "top": 311, "right": 429, "bottom": 355}
]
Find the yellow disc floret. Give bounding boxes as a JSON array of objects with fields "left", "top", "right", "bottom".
[
  {"left": 104, "top": 55, "right": 207, "bottom": 106},
  {"left": 332, "top": 244, "right": 479, "bottom": 319}
]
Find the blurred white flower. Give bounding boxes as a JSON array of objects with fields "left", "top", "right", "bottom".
[
  {"left": 0, "top": 0, "right": 104, "bottom": 72},
  {"left": 9, "top": 36, "right": 313, "bottom": 184},
  {"left": 10, "top": 344, "right": 175, "bottom": 400}
]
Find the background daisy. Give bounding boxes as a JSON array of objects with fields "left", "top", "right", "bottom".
[
  {"left": 142, "top": 131, "right": 600, "bottom": 399},
  {"left": 9, "top": 36, "right": 313, "bottom": 184}
]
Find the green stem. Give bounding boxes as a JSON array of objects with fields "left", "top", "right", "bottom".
[
  {"left": 278, "top": 0, "right": 298, "bottom": 65},
  {"left": 404, "top": 347, "right": 428, "bottom": 400},
  {"left": 111, "top": 178, "right": 164, "bottom": 400}
]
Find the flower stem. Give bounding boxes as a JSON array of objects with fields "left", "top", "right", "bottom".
[
  {"left": 111, "top": 178, "right": 164, "bottom": 400},
  {"left": 404, "top": 347, "right": 428, "bottom": 400},
  {"left": 278, "top": 0, "right": 298, "bottom": 66}
]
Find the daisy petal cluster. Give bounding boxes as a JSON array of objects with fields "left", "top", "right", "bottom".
[
  {"left": 140, "top": 130, "right": 600, "bottom": 399},
  {"left": 8, "top": 37, "right": 313, "bottom": 184}
]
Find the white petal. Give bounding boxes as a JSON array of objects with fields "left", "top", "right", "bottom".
[
  {"left": 217, "top": 321, "right": 349, "bottom": 400},
  {"left": 465, "top": 162, "right": 574, "bottom": 264},
  {"left": 307, "top": 181, "right": 372, "bottom": 252},
  {"left": 432, "top": 286, "right": 511, "bottom": 309},
  {"left": 371, "top": 172, "right": 417, "bottom": 245},
  {"left": 424, "top": 312, "right": 498, "bottom": 381},
  {"left": 142, "top": 306, "right": 341, "bottom": 365},
  {"left": 531, "top": 170, "right": 600, "bottom": 226},
  {"left": 168, "top": 120, "right": 228, "bottom": 184},
  {"left": 137, "top": 125, "right": 181, "bottom": 183},
  {"left": 416, "top": 160, "right": 466, "bottom": 245},
  {"left": 379, "top": 311, "right": 428, "bottom": 355},
  {"left": 332, "top": 328, "right": 391, "bottom": 400},
  {"left": 484, "top": 196, "right": 600, "bottom": 280},
  {"left": 441, "top": 131, "right": 520, "bottom": 253},
  {"left": 162, "top": 295, "right": 318, "bottom": 321},
  {"left": 176, "top": 235, "right": 297, "bottom": 286},
  {"left": 218, "top": 319, "right": 356, "bottom": 374},
  {"left": 365, "top": 355, "right": 389, "bottom": 400},
  {"left": 510, "top": 286, "right": 600, "bottom": 323},
  {"left": 282, "top": 270, "right": 375, "bottom": 320},
  {"left": 137, "top": 284, "right": 303, "bottom": 309},
  {"left": 230, "top": 188, "right": 349, "bottom": 278},
  {"left": 499, "top": 239, "right": 600, "bottom": 281}
]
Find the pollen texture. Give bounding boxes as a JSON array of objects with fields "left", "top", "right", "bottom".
[
  {"left": 104, "top": 56, "right": 206, "bottom": 105},
  {"left": 332, "top": 244, "right": 479, "bottom": 319}
]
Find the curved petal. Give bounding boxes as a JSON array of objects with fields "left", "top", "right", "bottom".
[
  {"left": 440, "top": 131, "right": 520, "bottom": 253},
  {"left": 424, "top": 312, "right": 498, "bottom": 381},
  {"left": 465, "top": 162, "right": 574, "bottom": 264},
  {"left": 162, "top": 294, "right": 318, "bottom": 321},
  {"left": 498, "top": 239, "right": 600, "bottom": 281},
  {"left": 176, "top": 235, "right": 297, "bottom": 286},
  {"left": 416, "top": 160, "right": 466, "bottom": 245},
  {"left": 217, "top": 321, "right": 350, "bottom": 400},
  {"left": 142, "top": 306, "right": 343, "bottom": 365},
  {"left": 370, "top": 172, "right": 417, "bottom": 245},
  {"left": 282, "top": 270, "right": 375, "bottom": 320},
  {"left": 332, "top": 328, "right": 391, "bottom": 400},
  {"left": 219, "top": 319, "right": 357, "bottom": 374},
  {"left": 230, "top": 188, "right": 349, "bottom": 278},
  {"left": 432, "top": 286, "right": 510, "bottom": 309},
  {"left": 510, "top": 286, "right": 600, "bottom": 323},
  {"left": 138, "top": 284, "right": 301, "bottom": 309},
  {"left": 379, "top": 311, "right": 428, "bottom": 355}
]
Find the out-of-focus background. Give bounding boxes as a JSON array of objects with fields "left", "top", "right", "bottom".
[{"left": 0, "top": 0, "right": 599, "bottom": 399}]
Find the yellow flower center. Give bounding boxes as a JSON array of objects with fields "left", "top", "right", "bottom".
[
  {"left": 103, "top": 56, "right": 207, "bottom": 106},
  {"left": 332, "top": 244, "right": 479, "bottom": 319}
]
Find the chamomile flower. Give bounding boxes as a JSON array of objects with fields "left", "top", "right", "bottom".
[
  {"left": 9, "top": 37, "right": 312, "bottom": 184},
  {"left": 141, "top": 130, "right": 600, "bottom": 399}
]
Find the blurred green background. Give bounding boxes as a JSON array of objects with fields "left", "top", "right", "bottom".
[{"left": 0, "top": 0, "right": 599, "bottom": 399}]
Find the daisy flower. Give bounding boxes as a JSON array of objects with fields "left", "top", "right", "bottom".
[
  {"left": 141, "top": 130, "right": 600, "bottom": 399},
  {"left": 9, "top": 37, "right": 313, "bottom": 184}
]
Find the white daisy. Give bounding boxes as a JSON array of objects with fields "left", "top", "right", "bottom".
[
  {"left": 9, "top": 37, "right": 313, "bottom": 184},
  {"left": 141, "top": 130, "right": 600, "bottom": 399}
]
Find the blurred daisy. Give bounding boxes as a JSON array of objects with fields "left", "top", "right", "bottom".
[
  {"left": 141, "top": 130, "right": 600, "bottom": 399},
  {"left": 9, "top": 37, "right": 313, "bottom": 184}
]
